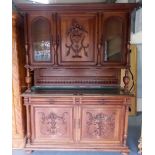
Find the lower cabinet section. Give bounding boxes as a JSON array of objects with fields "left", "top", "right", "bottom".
[{"left": 23, "top": 95, "right": 130, "bottom": 154}]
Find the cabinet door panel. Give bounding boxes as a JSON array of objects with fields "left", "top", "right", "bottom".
[
  {"left": 57, "top": 13, "right": 98, "bottom": 66},
  {"left": 100, "top": 12, "right": 128, "bottom": 66},
  {"left": 31, "top": 104, "right": 75, "bottom": 143},
  {"left": 27, "top": 12, "right": 55, "bottom": 65},
  {"left": 80, "top": 105, "right": 124, "bottom": 144}
]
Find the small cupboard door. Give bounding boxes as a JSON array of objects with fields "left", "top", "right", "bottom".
[
  {"left": 79, "top": 105, "right": 124, "bottom": 144},
  {"left": 99, "top": 12, "right": 128, "bottom": 66},
  {"left": 27, "top": 12, "right": 55, "bottom": 66},
  {"left": 56, "top": 12, "right": 98, "bottom": 66},
  {"left": 31, "top": 104, "right": 75, "bottom": 144}
]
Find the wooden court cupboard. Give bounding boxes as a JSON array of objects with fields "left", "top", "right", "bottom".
[{"left": 15, "top": 3, "right": 138, "bottom": 155}]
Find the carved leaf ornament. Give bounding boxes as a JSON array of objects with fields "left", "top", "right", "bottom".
[
  {"left": 86, "top": 112, "right": 115, "bottom": 138},
  {"left": 39, "top": 112, "right": 68, "bottom": 136}
]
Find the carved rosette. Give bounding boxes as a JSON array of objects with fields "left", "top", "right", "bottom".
[
  {"left": 65, "top": 20, "right": 89, "bottom": 58},
  {"left": 86, "top": 112, "right": 115, "bottom": 138},
  {"left": 39, "top": 112, "right": 68, "bottom": 136}
]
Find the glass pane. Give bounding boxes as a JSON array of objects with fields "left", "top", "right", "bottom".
[
  {"left": 31, "top": 18, "right": 51, "bottom": 62},
  {"left": 104, "top": 18, "right": 123, "bottom": 62}
]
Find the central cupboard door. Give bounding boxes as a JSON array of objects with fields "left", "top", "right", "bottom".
[
  {"left": 79, "top": 105, "right": 124, "bottom": 144},
  {"left": 56, "top": 12, "right": 98, "bottom": 66}
]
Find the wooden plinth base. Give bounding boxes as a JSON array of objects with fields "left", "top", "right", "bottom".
[{"left": 24, "top": 144, "right": 130, "bottom": 155}]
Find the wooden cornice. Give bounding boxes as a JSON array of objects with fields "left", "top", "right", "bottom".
[{"left": 14, "top": 3, "right": 139, "bottom": 12}]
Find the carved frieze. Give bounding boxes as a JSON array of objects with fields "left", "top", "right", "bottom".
[
  {"left": 65, "top": 20, "right": 89, "bottom": 58},
  {"left": 86, "top": 112, "right": 115, "bottom": 138},
  {"left": 37, "top": 79, "right": 118, "bottom": 85},
  {"left": 39, "top": 112, "right": 68, "bottom": 136}
]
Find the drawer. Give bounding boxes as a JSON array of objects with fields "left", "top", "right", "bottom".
[
  {"left": 29, "top": 97, "right": 74, "bottom": 105},
  {"left": 81, "top": 96, "right": 126, "bottom": 105}
]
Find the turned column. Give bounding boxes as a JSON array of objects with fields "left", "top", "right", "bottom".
[
  {"left": 25, "top": 44, "right": 32, "bottom": 92},
  {"left": 24, "top": 13, "right": 32, "bottom": 92}
]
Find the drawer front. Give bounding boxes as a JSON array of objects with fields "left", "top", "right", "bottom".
[
  {"left": 81, "top": 96, "right": 125, "bottom": 105},
  {"left": 79, "top": 105, "right": 124, "bottom": 144},
  {"left": 31, "top": 104, "right": 75, "bottom": 144},
  {"left": 29, "top": 97, "right": 74, "bottom": 105}
]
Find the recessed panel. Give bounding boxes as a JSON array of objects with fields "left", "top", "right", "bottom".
[{"left": 57, "top": 13, "right": 98, "bottom": 65}]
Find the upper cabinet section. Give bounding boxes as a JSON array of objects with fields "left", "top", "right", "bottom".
[
  {"left": 21, "top": 3, "right": 138, "bottom": 68},
  {"left": 57, "top": 13, "right": 98, "bottom": 66},
  {"left": 99, "top": 12, "right": 128, "bottom": 66}
]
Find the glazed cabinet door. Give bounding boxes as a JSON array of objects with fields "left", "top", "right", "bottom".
[
  {"left": 27, "top": 12, "right": 55, "bottom": 66},
  {"left": 56, "top": 12, "right": 98, "bottom": 66},
  {"left": 30, "top": 104, "right": 75, "bottom": 144},
  {"left": 79, "top": 105, "right": 124, "bottom": 144},
  {"left": 99, "top": 12, "right": 128, "bottom": 66}
]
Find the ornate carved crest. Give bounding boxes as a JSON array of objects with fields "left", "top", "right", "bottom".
[
  {"left": 86, "top": 112, "right": 115, "bottom": 138},
  {"left": 39, "top": 112, "right": 68, "bottom": 136},
  {"left": 65, "top": 20, "right": 89, "bottom": 58}
]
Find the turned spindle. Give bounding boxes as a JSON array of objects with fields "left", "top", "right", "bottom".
[{"left": 25, "top": 44, "right": 32, "bottom": 92}]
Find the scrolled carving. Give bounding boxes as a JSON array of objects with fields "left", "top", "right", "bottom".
[
  {"left": 39, "top": 112, "right": 68, "bottom": 136},
  {"left": 65, "top": 20, "right": 89, "bottom": 58},
  {"left": 86, "top": 112, "right": 115, "bottom": 138}
]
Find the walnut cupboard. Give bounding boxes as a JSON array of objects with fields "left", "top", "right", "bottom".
[{"left": 15, "top": 3, "right": 138, "bottom": 155}]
